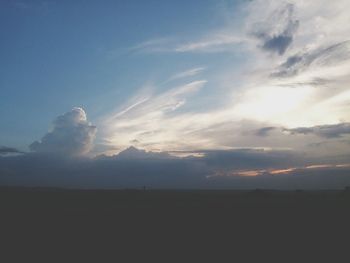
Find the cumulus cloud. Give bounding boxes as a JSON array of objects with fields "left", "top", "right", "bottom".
[{"left": 30, "top": 108, "right": 97, "bottom": 156}]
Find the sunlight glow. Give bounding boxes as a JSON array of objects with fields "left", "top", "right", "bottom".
[{"left": 234, "top": 85, "right": 313, "bottom": 125}]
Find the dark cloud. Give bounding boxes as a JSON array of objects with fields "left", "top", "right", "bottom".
[
  {"left": 254, "top": 127, "right": 277, "bottom": 137},
  {"left": 272, "top": 40, "right": 350, "bottom": 78},
  {"left": 0, "top": 146, "right": 24, "bottom": 156},
  {"left": 253, "top": 3, "right": 299, "bottom": 55},
  {"left": 285, "top": 123, "right": 350, "bottom": 138},
  {"left": 29, "top": 108, "right": 97, "bottom": 156},
  {"left": 271, "top": 55, "right": 304, "bottom": 77},
  {"left": 0, "top": 149, "right": 350, "bottom": 189},
  {"left": 256, "top": 123, "right": 350, "bottom": 139},
  {"left": 314, "top": 40, "right": 350, "bottom": 65},
  {"left": 308, "top": 139, "right": 350, "bottom": 150},
  {"left": 0, "top": 151, "right": 206, "bottom": 189},
  {"left": 115, "top": 146, "right": 172, "bottom": 160},
  {"left": 201, "top": 148, "right": 303, "bottom": 170},
  {"left": 281, "top": 54, "right": 303, "bottom": 68},
  {"left": 1, "top": 146, "right": 349, "bottom": 189},
  {"left": 130, "top": 139, "right": 140, "bottom": 144},
  {"left": 207, "top": 166, "right": 350, "bottom": 190},
  {"left": 262, "top": 35, "right": 294, "bottom": 55}
]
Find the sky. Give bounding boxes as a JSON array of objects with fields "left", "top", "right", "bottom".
[{"left": 1, "top": 0, "right": 350, "bottom": 189}]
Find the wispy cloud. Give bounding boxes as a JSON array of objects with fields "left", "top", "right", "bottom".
[
  {"left": 167, "top": 67, "right": 205, "bottom": 81},
  {"left": 128, "top": 32, "right": 246, "bottom": 54},
  {"left": 128, "top": 37, "right": 176, "bottom": 53},
  {"left": 174, "top": 34, "right": 246, "bottom": 53},
  {"left": 102, "top": 80, "right": 208, "bottom": 152},
  {"left": 111, "top": 97, "right": 150, "bottom": 119},
  {"left": 101, "top": 0, "right": 350, "bottom": 160}
]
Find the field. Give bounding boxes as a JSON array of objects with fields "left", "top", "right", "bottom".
[{"left": 1, "top": 187, "right": 349, "bottom": 261}]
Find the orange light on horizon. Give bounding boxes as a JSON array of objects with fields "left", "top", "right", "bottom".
[
  {"left": 207, "top": 163, "right": 350, "bottom": 179},
  {"left": 305, "top": 164, "right": 332, "bottom": 169},
  {"left": 269, "top": 168, "right": 296, "bottom": 175},
  {"left": 236, "top": 170, "right": 261, "bottom": 177}
]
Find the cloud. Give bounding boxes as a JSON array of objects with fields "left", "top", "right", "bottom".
[
  {"left": 129, "top": 33, "right": 245, "bottom": 54},
  {"left": 200, "top": 148, "right": 303, "bottom": 170},
  {"left": 1, "top": 146, "right": 350, "bottom": 189},
  {"left": 207, "top": 165, "right": 350, "bottom": 190},
  {"left": 30, "top": 108, "right": 97, "bottom": 156},
  {"left": 254, "top": 127, "right": 277, "bottom": 137},
  {"left": 252, "top": 3, "right": 299, "bottom": 55},
  {"left": 285, "top": 123, "right": 350, "bottom": 138},
  {"left": 128, "top": 37, "right": 176, "bottom": 53},
  {"left": 114, "top": 146, "right": 172, "bottom": 160},
  {"left": 256, "top": 123, "right": 350, "bottom": 139},
  {"left": 131, "top": 2, "right": 299, "bottom": 55},
  {"left": 0, "top": 146, "right": 24, "bottom": 156},
  {"left": 102, "top": 80, "right": 208, "bottom": 151},
  {"left": 261, "top": 35, "right": 294, "bottom": 55},
  {"left": 99, "top": 0, "right": 350, "bottom": 158},
  {"left": 168, "top": 67, "right": 205, "bottom": 82},
  {"left": 272, "top": 41, "right": 350, "bottom": 78},
  {"left": 174, "top": 35, "right": 244, "bottom": 53}
]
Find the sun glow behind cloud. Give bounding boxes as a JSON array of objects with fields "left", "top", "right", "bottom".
[
  {"left": 101, "top": 80, "right": 209, "bottom": 152},
  {"left": 210, "top": 164, "right": 350, "bottom": 178},
  {"left": 233, "top": 85, "right": 313, "bottom": 126},
  {"left": 97, "top": 0, "right": 350, "bottom": 161},
  {"left": 2, "top": 0, "right": 350, "bottom": 190}
]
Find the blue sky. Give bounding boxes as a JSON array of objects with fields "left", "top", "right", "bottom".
[
  {"left": 1, "top": 0, "right": 350, "bottom": 188},
  {"left": 1, "top": 0, "right": 247, "bottom": 150}
]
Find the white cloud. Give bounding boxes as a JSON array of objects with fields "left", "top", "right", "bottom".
[
  {"left": 167, "top": 67, "right": 205, "bottom": 82},
  {"left": 101, "top": 0, "right": 350, "bottom": 157},
  {"left": 101, "top": 80, "right": 209, "bottom": 152},
  {"left": 30, "top": 108, "right": 97, "bottom": 156},
  {"left": 128, "top": 37, "right": 176, "bottom": 53},
  {"left": 174, "top": 34, "right": 245, "bottom": 53}
]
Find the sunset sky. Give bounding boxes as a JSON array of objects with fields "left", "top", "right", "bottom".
[{"left": 1, "top": 0, "right": 350, "bottom": 189}]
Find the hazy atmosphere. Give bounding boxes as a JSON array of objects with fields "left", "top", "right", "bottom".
[{"left": 1, "top": 0, "right": 350, "bottom": 189}]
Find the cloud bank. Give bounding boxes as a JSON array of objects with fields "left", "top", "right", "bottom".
[
  {"left": 286, "top": 123, "right": 350, "bottom": 138},
  {"left": 0, "top": 146, "right": 23, "bottom": 156},
  {"left": 1, "top": 146, "right": 350, "bottom": 190},
  {"left": 1, "top": 106, "right": 349, "bottom": 189}
]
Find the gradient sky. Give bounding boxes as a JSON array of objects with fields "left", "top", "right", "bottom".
[{"left": 1, "top": 0, "right": 350, "bottom": 189}]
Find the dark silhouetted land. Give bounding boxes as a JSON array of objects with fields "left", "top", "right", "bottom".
[{"left": 1, "top": 187, "right": 349, "bottom": 261}]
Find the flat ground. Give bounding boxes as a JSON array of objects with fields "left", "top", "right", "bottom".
[{"left": 1, "top": 187, "right": 349, "bottom": 261}]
